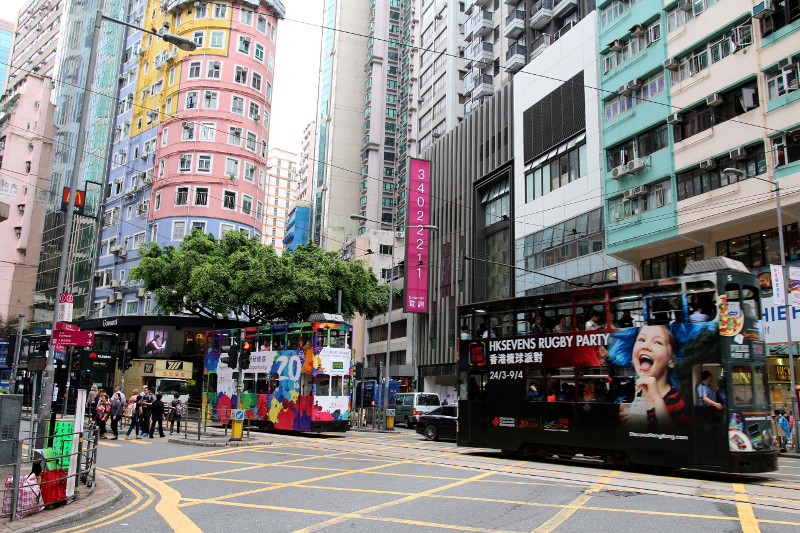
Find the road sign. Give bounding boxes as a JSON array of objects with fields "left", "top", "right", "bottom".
[
  {"left": 56, "top": 321, "right": 80, "bottom": 332},
  {"left": 51, "top": 330, "right": 94, "bottom": 347},
  {"left": 28, "top": 357, "right": 47, "bottom": 371},
  {"left": 233, "top": 409, "right": 245, "bottom": 421},
  {"left": 56, "top": 293, "right": 74, "bottom": 322}
]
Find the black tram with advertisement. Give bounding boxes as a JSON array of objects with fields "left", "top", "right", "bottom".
[{"left": 457, "top": 257, "right": 777, "bottom": 473}]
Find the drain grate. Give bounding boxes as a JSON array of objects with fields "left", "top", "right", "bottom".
[{"left": 597, "top": 490, "right": 639, "bottom": 497}]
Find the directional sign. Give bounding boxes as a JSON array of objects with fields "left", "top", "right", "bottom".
[
  {"left": 51, "top": 330, "right": 94, "bottom": 347},
  {"left": 56, "top": 321, "right": 80, "bottom": 332},
  {"left": 233, "top": 409, "right": 245, "bottom": 421}
]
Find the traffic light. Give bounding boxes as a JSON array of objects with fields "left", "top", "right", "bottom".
[
  {"left": 221, "top": 342, "right": 240, "bottom": 369},
  {"left": 123, "top": 349, "right": 134, "bottom": 370},
  {"left": 240, "top": 341, "right": 252, "bottom": 370},
  {"left": 354, "top": 362, "right": 363, "bottom": 380}
]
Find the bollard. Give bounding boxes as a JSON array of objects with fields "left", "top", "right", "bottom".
[{"left": 10, "top": 438, "right": 22, "bottom": 522}]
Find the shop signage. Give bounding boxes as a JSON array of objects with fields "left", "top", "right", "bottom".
[
  {"left": 405, "top": 158, "right": 431, "bottom": 314},
  {"left": 775, "top": 365, "right": 791, "bottom": 381},
  {"left": 51, "top": 330, "right": 93, "bottom": 347},
  {"left": 60, "top": 187, "right": 85, "bottom": 215},
  {"left": 771, "top": 265, "right": 786, "bottom": 305},
  {"left": 760, "top": 295, "right": 800, "bottom": 345}
]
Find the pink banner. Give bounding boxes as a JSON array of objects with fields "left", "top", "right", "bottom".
[{"left": 405, "top": 158, "right": 431, "bottom": 313}]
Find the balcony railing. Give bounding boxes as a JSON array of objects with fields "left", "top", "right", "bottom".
[
  {"left": 506, "top": 44, "right": 527, "bottom": 61},
  {"left": 504, "top": 9, "right": 526, "bottom": 39},
  {"left": 530, "top": 0, "right": 554, "bottom": 30},
  {"left": 530, "top": 33, "right": 552, "bottom": 60}
]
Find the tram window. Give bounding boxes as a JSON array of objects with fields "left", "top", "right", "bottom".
[
  {"left": 579, "top": 367, "right": 611, "bottom": 402},
  {"left": 646, "top": 296, "right": 682, "bottom": 325},
  {"left": 287, "top": 329, "right": 303, "bottom": 350},
  {"left": 330, "top": 329, "right": 347, "bottom": 348},
  {"left": 731, "top": 366, "right": 754, "bottom": 406},
  {"left": 209, "top": 333, "right": 221, "bottom": 353},
  {"left": 220, "top": 334, "right": 233, "bottom": 353},
  {"left": 207, "top": 373, "right": 217, "bottom": 393},
  {"left": 489, "top": 314, "right": 513, "bottom": 337},
  {"left": 269, "top": 372, "right": 280, "bottom": 393},
  {"left": 272, "top": 331, "right": 286, "bottom": 351},
  {"left": 742, "top": 286, "right": 761, "bottom": 319},
  {"left": 328, "top": 376, "right": 346, "bottom": 396},
  {"left": 577, "top": 305, "right": 604, "bottom": 331},
  {"left": 724, "top": 283, "right": 741, "bottom": 317},
  {"left": 754, "top": 366, "right": 768, "bottom": 407},
  {"left": 526, "top": 368, "right": 544, "bottom": 401},
  {"left": 301, "top": 373, "right": 313, "bottom": 396},
  {"left": 315, "top": 328, "right": 330, "bottom": 348},
  {"left": 342, "top": 375, "right": 351, "bottom": 397},
  {"left": 257, "top": 333, "right": 270, "bottom": 351},
  {"left": 468, "top": 372, "right": 489, "bottom": 399},
  {"left": 242, "top": 375, "right": 256, "bottom": 394},
  {"left": 316, "top": 374, "right": 331, "bottom": 396}
]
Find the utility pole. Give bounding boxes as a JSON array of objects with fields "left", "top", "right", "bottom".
[
  {"left": 10, "top": 314, "right": 24, "bottom": 394},
  {"left": 37, "top": 11, "right": 104, "bottom": 445}
]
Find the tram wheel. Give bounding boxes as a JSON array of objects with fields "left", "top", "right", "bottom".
[{"left": 424, "top": 425, "right": 438, "bottom": 441}]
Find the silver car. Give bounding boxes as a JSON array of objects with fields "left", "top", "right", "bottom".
[{"left": 389, "top": 393, "right": 441, "bottom": 428}]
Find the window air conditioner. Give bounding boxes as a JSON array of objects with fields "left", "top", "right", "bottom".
[
  {"left": 633, "top": 185, "right": 649, "bottom": 197},
  {"left": 110, "top": 279, "right": 121, "bottom": 288},
  {"left": 395, "top": 231, "right": 404, "bottom": 238},
  {"left": 609, "top": 39, "right": 623, "bottom": 52},
  {"left": 140, "top": 152, "right": 148, "bottom": 160},
  {"left": 667, "top": 113, "right": 683, "bottom": 125},
  {"left": 730, "top": 147, "right": 748, "bottom": 160},
  {"left": 124, "top": 187, "right": 135, "bottom": 196},
  {"left": 106, "top": 294, "right": 115, "bottom": 304},
  {"left": 629, "top": 24, "right": 645, "bottom": 38},
  {"left": 663, "top": 58, "right": 680, "bottom": 70},
  {"left": 678, "top": 0, "right": 693, "bottom": 11},
  {"left": 114, "top": 291, "right": 123, "bottom": 301},
  {"left": 706, "top": 93, "right": 723, "bottom": 106},
  {"left": 627, "top": 78, "right": 642, "bottom": 90},
  {"left": 627, "top": 159, "right": 645, "bottom": 173},
  {"left": 623, "top": 187, "right": 636, "bottom": 199},
  {"left": 753, "top": 0, "right": 775, "bottom": 19},
  {"left": 611, "top": 165, "right": 628, "bottom": 180},
  {"left": 699, "top": 159, "right": 717, "bottom": 170},
  {"left": 118, "top": 248, "right": 128, "bottom": 258},
  {"left": 136, "top": 288, "right": 145, "bottom": 299},
  {"left": 618, "top": 84, "right": 632, "bottom": 96},
  {"left": 779, "top": 56, "right": 797, "bottom": 69},
  {"left": 110, "top": 244, "right": 122, "bottom": 253}
]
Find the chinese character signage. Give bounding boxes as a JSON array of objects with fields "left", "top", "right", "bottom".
[
  {"left": 405, "top": 158, "right": 431, "bottom": 313},
  {"left": 771, "top": 264, "right": 786, "bottom": 305},
  {"left": 0, "top": 179, "right": 19, "bottom": 200}
]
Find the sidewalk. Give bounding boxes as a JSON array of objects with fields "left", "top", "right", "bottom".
[{"left": 0, "top": 473, "right": 121, "bottom": 533}]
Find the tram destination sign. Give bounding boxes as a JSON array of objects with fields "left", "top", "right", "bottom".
[{"left": 51, "top": 330, "right": 94, "bottom": 347}]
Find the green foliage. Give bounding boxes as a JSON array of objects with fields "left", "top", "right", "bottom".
[{"left": 129, "top": 230, "right": 394, "bottom": 325}]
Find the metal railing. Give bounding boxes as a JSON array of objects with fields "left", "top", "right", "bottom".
[
  {"left": 0, "top": 426, "right": 98, "bottom": 523},
  {"left": 531, "top": 0, "right": 553, "bottom": 15}
]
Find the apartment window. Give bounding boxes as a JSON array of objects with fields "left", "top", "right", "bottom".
[
  {"left": 255, "top": 43, "right": 264, "bottom": 61},
  {"left": 194, "top": 186, "right": 209, "bottom": 205},
  {"left": 268, "top": 52, "right": 275, "bottom": 71},
  {"left": 195, "top": 2, "right": 207, "bottom": 18},
  {"left": 246, "top": 132, "right": 257, "bottom": 151},
  {"left": 228, "top": 126, "right": 243, "bottom": 146},
  {"left": 249, "top": 102, "right": 260, "bottom": 119},
  {"left": 609, "top": 179, "right": 673, "bottom": 223},
  {"left": 673, "top": 82, "right": 759, "bottom": 143},
  {"left": 193, "top": 31, "right": 204, "bottom": 47},
  {"left": 433, "top": 98, "right": 445, "bottom": 117},
  {"left": 175, "top": 186, "right": 190, "bottom": 206},
  {"left": 225, "top": 157, "right": 239, "bottom": 178},
  {"left": 200, "top": 122, "right": 215, "bottom": 141},
  {"left": 172, "top": 221, "right": 186, "bottom": 241},
  {"left": 238, "top": 36, "right": 251, "bottom": 55},
  {"left": 125, "top": 300, "right": 139, "bottom": 315},
  {"left": 231, "top": 96, "right": 244, "bottom": 115},
  {"left": 240, "top": 8, "right": 253, "bottom": 25},
  {"left": 213, "top": 2, "right": 227, "bottom": 19},
  {"left": 207, "top": 61, "right": 221, "bottom": 79},
  {"left": 161, "top": 127, "right": 168, "bottom": 146},
  {"left": 179, "top": 154, "right": 192, "bottom": 173},
  {"left": 242, "top": 194, "right": 253, "bottom": 215},
  {"left": 600, "top": 0, "right": 636, "bottom": 28},
  {"left": 189, "top": 61, "right": 201, "bottom": 78},
  {"left": 197, "top": 155, "right": 212, "bottom": 173},
  {"left": 244, "top": 162, "right": 256, "bottom": 182},
  {"left": 182, "top": 121, "right": 195, "bottom": 140},
  {"left": 223, "top": 190, "right": 237, "bottom": 210},
  {"left": 257, "top": 14, "right": 267, "bottom": 33},
  {"left": 252, "top": 72, "right": 262, "bottom": 91},
  {"left": 261, "top": 140, "right": 267, "bottom": 158},
  {"left": 186, "top": 91, "right": 198, "bottom": 109},
  {"left": 265, "top": 81, "right": 272, "bottom": 100},
  {"left": 235, "top": 66, "right": 248, "bottom": 84},
  {"left": 677, "top": 148, "right": 767, "bottom": 201},
  {"left": 210, "top": 30, "right": 225, "bottom": 48},
  {"left": 203, "top": 90, "right": 218, "bottom": 109},
  {"left": 133, "top": 232, "right": 146, "bottom": 249},
  {"left": 386, "top": 108, "right": 397, "bottom": 118},
  {"left": 271, "top": 25, "right": 276, "bottom": 42},
  {"left": 526, "top": 143, "right": 588, "bottom": 202},
  {"left": 263, "top": 110, "right": 270, "bottom": 129},
  {"left": 666, "top": 5, "right": 694, "bottom": 33},
  {"left": 604, "top": 71, "right": 666, "bottom": 122},
  {"left": 766, "top": 59, "right": 799, "bottom": 102},
  {"left": 154, "top": 191, "right": 161, "bottom": 210},
  {"left": 642, "top": 247, "right": 704, "bottom": 280},
  {"left": 637, "top": 124, "right": 669, "bottom": 158}
]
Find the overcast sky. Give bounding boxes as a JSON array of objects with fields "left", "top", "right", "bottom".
[{"left": 1, "top": 0, "right": 323, "bottom": 158}]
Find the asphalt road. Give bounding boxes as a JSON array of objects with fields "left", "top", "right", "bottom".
[{"left": 40, "top": 424, "right": 800, "bottom": 533}]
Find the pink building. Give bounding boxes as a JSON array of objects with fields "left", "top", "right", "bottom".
[
  {"left": 0, "top": 74, "right": 55, "bottom": 321},
  {"left": 150, "top": 1, "right": 282, "bottom": 242}
]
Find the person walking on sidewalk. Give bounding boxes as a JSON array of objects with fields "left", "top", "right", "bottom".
[
  {"left": 139, "top": 388, "right": 153, "bottom": 438},
  {"left": 96, "top": 393, "right": 110, "bottom": 439},
  {"left": 149, "top": 393, "right": 166, "bottom": 438},
  {"left": 126, "top": 389, "right": 142, "bottom": 440},
  {"left": 109, "top": 392, "right": 124, "bottom": 440},
  {"left": 168, "top": 392, "right": 183, "bottom": 435}
]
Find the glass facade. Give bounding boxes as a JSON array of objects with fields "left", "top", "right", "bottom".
[
  {"left": 641, "top": 247, "right": 705, "bottom": 280},
  {"left": 518, "top": 208, "right": 604, "bottom": 271},
  {"left": 716, "top": 224, "right": 800, "bottom": 269}
]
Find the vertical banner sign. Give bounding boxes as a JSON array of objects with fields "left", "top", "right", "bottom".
[
  {"left": 56, "top": 293, "right": 74, "bottom": 323},
  {"left": 405, "top": 158, "right": 431, "bottom": 313},
  {"left": 790, "top": 266, "right": 800, "bottom": 307},
  {"left": 772, "top": 264, "right": 786, "bottom": 305}
]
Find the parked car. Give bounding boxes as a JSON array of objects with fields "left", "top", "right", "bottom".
[
  {"left": 389, "top": 392, "right": 441, "bottom": 428},
  {"left": 415, "top": 405, "right": 458, "bottom": 441}
]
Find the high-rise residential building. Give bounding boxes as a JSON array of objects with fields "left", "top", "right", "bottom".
[
  {"left": 0, "top": 19, "right": 13, "bottom": 94},
  {"left": 598, "top": 0, "right": 800, "bottom": 404},
  {"left": 0, "top": 75, "right": 56, "bottom": 322},
  {"left": 80, "top": 0, "right": 284, "bottom": 365},
  {"left": 5, "top": 0, "right": 64, "bottom": 86},
  {"left": 263, "top": 147, "right": 297, "bottom": 251},
  {"left": 31, "top": 0, "right": 127, "bottom": 330},
  {"left": 296, "top": 121, "right": 315, "bottom": 202}
]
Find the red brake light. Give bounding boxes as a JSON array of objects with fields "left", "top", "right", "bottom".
[{"left": 413, "top": 410, "right": 421, "bottom": 416}]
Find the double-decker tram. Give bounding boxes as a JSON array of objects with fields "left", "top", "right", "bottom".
[
  {"left": 457, "top": 258, "right": 777, "bottom": 473},
  {"left": 204, "top": 315, "right": 354, "bottom": 432}
]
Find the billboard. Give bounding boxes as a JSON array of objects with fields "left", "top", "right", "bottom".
[
  {"left": 144, "top": 330, "right": 168, "bottom": 355},
  {"left": 405, "top": 158, "right": 431, "bottom": 313}
]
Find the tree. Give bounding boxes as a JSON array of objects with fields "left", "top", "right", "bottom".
[
  {"left": 0, "top": 315, "right": 19, "bottom": 341},
  {"left": 129, "top": 230, "right": 395, "bottom": 326}
]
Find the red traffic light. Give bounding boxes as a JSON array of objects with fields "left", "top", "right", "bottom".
[{"left": 242, "top": 342, "right": 252, "bottom": 351}]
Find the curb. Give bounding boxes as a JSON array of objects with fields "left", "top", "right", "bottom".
[
  {"left": 167, "top": 438, "right": 271, "bottom": 447},
  {"left": 349, "top": 428, "right": 397, "bottom": 433},
  {"left": 4, "top": 473, "right": 122, "bottom": 533}
]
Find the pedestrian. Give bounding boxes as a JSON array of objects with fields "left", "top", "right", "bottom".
[
  {"left": 150, "top": 393, "right": 166, "bottom": 438},
  {"left": 778, "top": 411, "right": 790, "bottom": 452},
  {"left": 168, "top": 392, "right": 184, "bottom": 435},
  {"left": 86, "top": 385, "right": 98, "bottom": 421},
  {"left": 109, "top": 392, "right": 124, "bottom": 440},
  {"left": 126, "top": 389, "right": 141, "bottom": 440},
  {"left": 96, "top": 393, "right": 110, "bottom": 439},
  {"left": 114, "top": 385, "right": 126, "bottom": 404},
  {"left": 139, "top": 388, "right": 153, "bottom": 438}
]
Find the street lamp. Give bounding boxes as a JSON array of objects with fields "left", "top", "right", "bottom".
[
  {"left": 350, "top": 214, "right": 438, "bottom": 429},
  {"left": 724, "top": 167, "right": 799, "bottom": 451},
  {"left": 37, "top": 10, "right": 196, "bottom": 445}
]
